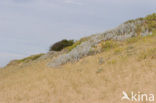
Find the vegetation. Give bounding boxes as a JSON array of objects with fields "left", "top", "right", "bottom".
[
  {"left": 114, "top": 47, "right": 124, "bottom": 54},
  {"left": 1, "top": 32, "right": 156, "bottom": 102},
  {"left": 144, "top": 13, "right": 156, "bottom": 31},
  {"left": 138, "top": 48, "right": 156, "bottom": 60},
  {"left": 101, "top": 40, "right": 118, "bottom": 51},
  {"left": 48, "top": 13, "right": 156, "bottom": 67},
  {"left": 66, "top": 37, "right": 90, "bottom": 52},
  {"left": 126, "top": 36, "right": 141, "bottom": 44},
  {"left": 17, "top": 53, "right": 44, "bottom": 63},
  {"left": 1, "top": 13, "right": 156, "bottom": 103},
  {"left": 49, "top": 39, "right": 74, "bottom": 51},
  {"left": 66, "top": 41, "right": 82, "bottom": 51},
  {"left": 124, "top": 13, "right": 156, "bottom": 35},
  {"left": 145, "top": 13, "right": 156, "bottom": 20}
]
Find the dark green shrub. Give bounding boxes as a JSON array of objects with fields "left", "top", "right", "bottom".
[
  {"left": 66, "top": 41, "right": 81, "bottom": 52},
  {"left": 49, "top": 39, "right": 74, "bottom": 51}
]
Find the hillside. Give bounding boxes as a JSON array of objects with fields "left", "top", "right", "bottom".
[{"left": 0, "top": 13, "right": 156, "bottom": 103}]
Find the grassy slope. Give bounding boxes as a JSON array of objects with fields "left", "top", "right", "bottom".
[{"left": 0, "top": 33, "right": 156, "bottom": 103}]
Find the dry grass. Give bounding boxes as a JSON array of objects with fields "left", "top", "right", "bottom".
[{"left": 0, "top": 34, "right": 156, "bottom": 103}]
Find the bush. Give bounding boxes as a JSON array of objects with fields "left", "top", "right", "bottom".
[
  {"left": 144, "top": 13, "right": 156, "bottom": 31},
  {"left": 145, "top": 13, "right": 156, "bottom": 20},
  {"left": 66, "top": 41, "right": 82, "bottom": 52},
  {"left": 49, "top": 39, "right": 74, "bottom": 51}
]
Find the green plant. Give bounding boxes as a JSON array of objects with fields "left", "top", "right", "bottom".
[
  {"left": 125, "top": 19, "right": 135, "bottom": 24},
  {"left": 49, "top": 39, "right": 74, "bottom": 51},
  {"left": 65, "top": 37, "right": 90, "bottom": 52},
  {"left": 66, "top": 41, "right": 81, "bottom": 51},
  {"left": 126, "top": 36, "right": 141, "bottom": 44},
  {"left": 17, "top": 54, "right": 44, "bottom": 63},
  {"left": 145, "top": 13, "right": 156, "bottom": 20},
  {"left": 114, "top": 47, "right": 124, "bottom": 55},
  {"left": 144, "top": 13, "right": 156, "bottom": 31},
  {"left": 101, "top": 40, "right": 117, "bottom": 51}
]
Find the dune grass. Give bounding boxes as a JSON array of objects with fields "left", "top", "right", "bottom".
[{"left": 0, "top": 32, "right": 156, "bottom": 103}]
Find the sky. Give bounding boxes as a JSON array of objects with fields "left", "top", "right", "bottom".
[{"left": 0, "top": 0, "right": 156, "bottom": 67}]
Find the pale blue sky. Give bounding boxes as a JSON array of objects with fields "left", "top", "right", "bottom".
[{"left": 0, "top": 0, "right": 156, "bottom": 67}]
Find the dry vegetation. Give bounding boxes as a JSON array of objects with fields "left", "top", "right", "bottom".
[
  {"left": 0, "top": 13, "right": 156, "bottom": 103},
  {"left": 48, "top": 13, "right": 156, "bottom": 67},
  {"left": 0, "top": 32, "right": 156, "bottom": 103}
]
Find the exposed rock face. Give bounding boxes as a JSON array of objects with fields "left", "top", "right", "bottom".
[{"left": 48, "top": 18, "right": 153, "bottom": 67}]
